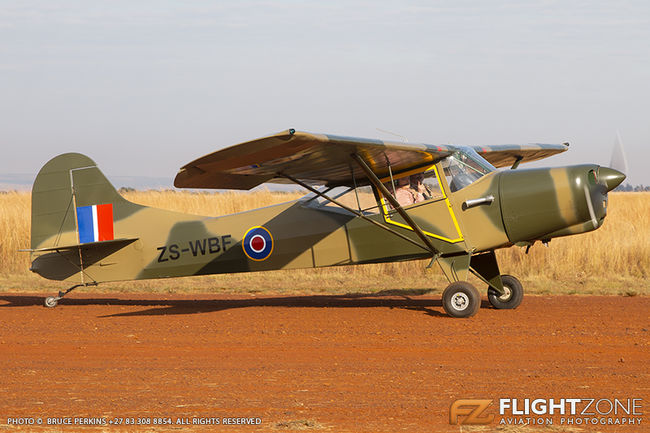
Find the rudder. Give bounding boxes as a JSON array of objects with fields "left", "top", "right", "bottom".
[{"left": 31, "top": 153, "right": 139, "bottom": 250}]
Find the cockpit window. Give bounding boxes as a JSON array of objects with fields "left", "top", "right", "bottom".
[
  {"left": 442, "top": 147, "right": 495, "bottom": 192},
  {"left": 301, "top": 185, "right": 379, "bottom": 215},
  {"left": 382, "top": 167, "right": 444, "bottom": 209}
]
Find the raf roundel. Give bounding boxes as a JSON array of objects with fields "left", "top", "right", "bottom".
[{"left": 242, "top": 226, "right": 274, "bottom": 261}]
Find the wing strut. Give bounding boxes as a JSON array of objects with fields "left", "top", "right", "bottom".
[
  {"left": 278, "top": 173, "right": 432, "bottom": 253},
  {"left": 510, "top": 155, "right": 524, "bottom": 170},
  {"left": 351, "top": 154, "right": 439, "bottom": 255}
]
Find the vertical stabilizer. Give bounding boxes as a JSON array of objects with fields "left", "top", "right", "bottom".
[{"left": 31, "top": 153, "right": 138, "bottom": 250}]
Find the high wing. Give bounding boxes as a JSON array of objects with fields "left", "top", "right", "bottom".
[
  {"left": 174, "top": 129, "right": 454, "bottom": 190},
  {"left": 473, "top": 143, "right": 569, "bottom": 168}
]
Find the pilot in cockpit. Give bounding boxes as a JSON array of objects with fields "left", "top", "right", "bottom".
[
  {"left": 410, "top": 173, "right": 432, "bottom": 201},
  {"left": 395, "top": 177, "right": 416, "bottom": 206}
]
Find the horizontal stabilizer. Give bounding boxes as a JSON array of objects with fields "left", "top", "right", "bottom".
[{"left": 21, "top": 237, "right": 139, "bottom": 253}]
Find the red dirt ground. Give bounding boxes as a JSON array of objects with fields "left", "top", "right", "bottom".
[{"left": 0, "top": 293, "right": 648, "bottom": 433}]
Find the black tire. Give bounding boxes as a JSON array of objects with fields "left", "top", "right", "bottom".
[
  {"left": 487, "top": 274, "right": 523, "bottom": 309},
  {"left": 442, "top": 281, "right": 481, "bottom": 318}
]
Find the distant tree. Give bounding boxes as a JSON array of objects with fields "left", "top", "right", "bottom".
[{"left": 613, "top": 183, "right": 650, "bottom": 192}]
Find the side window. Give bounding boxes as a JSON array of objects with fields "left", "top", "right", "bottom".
[
  {"left": 303, "top": 185, "right": 380, "bottom": 215},
  {"left": 421, "top": 173, "right": 444, "bottom": 200},
  {"left": 383, "top": 167, "right": 444, "bottom": 209},
  {"left": 322, "top": 185, "right": 379, "bottom": 214}
]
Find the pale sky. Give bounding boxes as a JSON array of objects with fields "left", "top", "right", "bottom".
[{"left": 1, "top": 0, "right": 649, "bottom": 185}]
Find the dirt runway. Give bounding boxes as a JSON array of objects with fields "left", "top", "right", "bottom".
[{"left": 0, "top": 292, "right": 648, "bottom": 432}]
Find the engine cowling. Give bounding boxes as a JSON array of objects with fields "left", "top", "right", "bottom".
[{"left": 499, "top": 165, "right": 624, "bottom": 243}]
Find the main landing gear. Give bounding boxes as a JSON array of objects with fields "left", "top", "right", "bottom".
[
  {"left": 487, "top": 274, "right": 523, "bottom": 309},
  {"left": 442, "top": 281, "right": 481, "bottom": 318},
  {"left": 437, "top": 251, "right": 524, "bottom": 318},
  {"left": 441, "top": 275, "right": 524, "bottom": 318}
]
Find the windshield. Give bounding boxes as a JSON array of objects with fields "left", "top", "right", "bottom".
[{"left": 442, "top": 147, "right": 495, "bottom": 192}]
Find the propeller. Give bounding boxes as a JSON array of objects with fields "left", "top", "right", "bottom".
[
  {"left": 609, "top": 130, "right": 629, "bottom": 175},
  {"left": 578, "top": 134, "right": 628, "bottom": 231}
]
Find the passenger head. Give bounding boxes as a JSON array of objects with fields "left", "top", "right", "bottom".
[
  {"left": 397, "top": 177, "right": 410, "bottom": 187},
  {"left": 410, "top": 173, "right": 424, "bottom": 186}
]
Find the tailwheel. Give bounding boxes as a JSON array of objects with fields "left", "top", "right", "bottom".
[
  {"left": 44, "top": 296, "right": 59, "bottom": 308},
  {"left": 442, "top": 281, "right": 481, "bottom": 318},
  {"left": 487, "top": 274, "right": 523, "bottom": 310},
  {"left": 42, "top": 283, "right": 89, "bottom": 308}
]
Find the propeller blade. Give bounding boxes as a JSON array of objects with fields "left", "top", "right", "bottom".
[{"left": 609, "top": 130, "right": 629, "bottom": 175}]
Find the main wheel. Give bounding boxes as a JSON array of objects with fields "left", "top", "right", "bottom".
[
  {"left": 442, "top": 281, "right": 481, "bottom": 318},
  {"left": 44, "top": 296, "right": 58, "bottom": 308},
  {"left": 487, "top": 274, "right": 523, "bottom": 310}
]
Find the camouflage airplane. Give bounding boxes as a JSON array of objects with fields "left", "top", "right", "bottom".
[{"left": 25, "top": 129, "right": 625, "bottom": 317}]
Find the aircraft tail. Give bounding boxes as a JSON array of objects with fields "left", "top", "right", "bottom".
[{"left": 30, "top": 153, "right": 141, "bottom": 251}]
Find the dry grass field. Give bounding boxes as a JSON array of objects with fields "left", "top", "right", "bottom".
[{"left": 0, "top": 190, "right": 648, "bottom": 295}]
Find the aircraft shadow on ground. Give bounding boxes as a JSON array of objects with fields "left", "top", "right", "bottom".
[{"left": 0, "top": 290, "right": 492, "bottom": 318}]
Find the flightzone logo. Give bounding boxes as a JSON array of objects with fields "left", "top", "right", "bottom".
[
  {"left": 450, "top": 398, "right": 644, "bottom": 427},
  {"left": 242, "top": 226, "right": 273, "bottom": 261},
  {"left": 449, "top": 399, "right": 494, "bottom": 425},
  {"left": 76, "top": 203, "right": 114, "bottom": 244}
]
